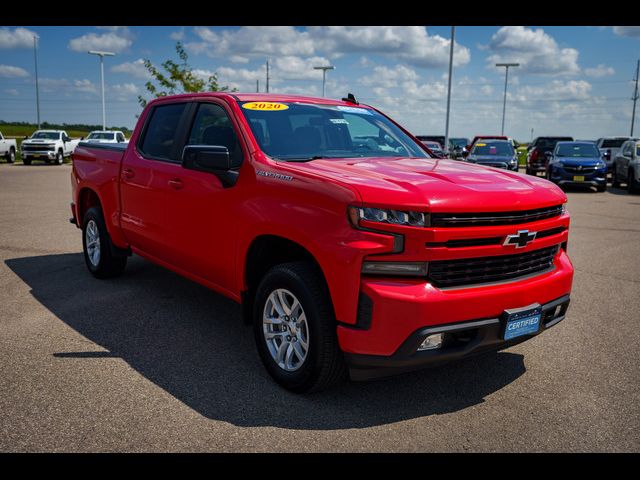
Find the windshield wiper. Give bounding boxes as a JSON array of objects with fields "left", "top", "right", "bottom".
[{"left": 279, "top": 156, "right": 329, "bottom": 162}]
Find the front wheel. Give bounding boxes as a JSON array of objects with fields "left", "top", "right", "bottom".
[
  {"left": 82, "top": 207, "right": 127, "bottom": 278},
  {"left": 253, "top": 262, "right": 347, "bottom": 393},
  {"left": 54, "top": 150, "right": 64, "bottom": 165},
  {"left": 22, "top": 156, "right": 31, "bottom": 165},
  {"left": 611, "top": 163, "right": 620, "bottom": 188},
  {"left": 629, "top": 170, "right": 640, "bottom": 194}
]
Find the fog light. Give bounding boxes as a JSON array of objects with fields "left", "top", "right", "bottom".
[{"left": 418, "top": 333, "right": 443, "bottom": 351}]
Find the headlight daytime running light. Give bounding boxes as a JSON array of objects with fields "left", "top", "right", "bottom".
[{"left": 348, "top": 206, "right": 429, "bottom": 228}]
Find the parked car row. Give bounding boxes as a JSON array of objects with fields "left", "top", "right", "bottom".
[{"left": 0, "top": 129, "right": 128, "bottom": 165}]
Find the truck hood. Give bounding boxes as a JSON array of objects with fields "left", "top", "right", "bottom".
[
  {"left": 283, "top": 157, "right": 566, "bottom": 212},
  {"left": 22, "top": 139, "right": 56, "bottom": 144}
]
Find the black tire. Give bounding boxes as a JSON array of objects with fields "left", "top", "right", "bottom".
[
  {"left": 6, "top": 147, "right": 15, "bottom": 163},
  {"left": 253, "top": 261, "right": 347, "bottom": 393},
  {"left": 82, "top": 206, "right": 127, "bottom": 278},
  {"left": 54, "top": 149, "right": 64, "bottom": 165},
  {"left": 611, "top": 163, "right": 620, "bottom": 188},
  {"left": 629, "top": 170, "right": 640, "bottom": 194},
  {"left": 22, "top": 156, "right": 31, "bottom": 165},
  {"left": 596, "top": 184, "right": 606, "bottom": 192}
]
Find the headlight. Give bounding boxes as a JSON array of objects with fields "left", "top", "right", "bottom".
[
  {"left": 348, "top": 206, "right": 429, "bottom": 227},
  {"left": 596, "top": 161, "right": 606, "bottom": 169}
]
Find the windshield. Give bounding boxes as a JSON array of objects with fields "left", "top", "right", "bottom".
[
  {"left": 239, "top": 102, "right": 429, "bottom": 161},
  {"left": 449, "top": 138, "right": 468, "bottom": 148},
  {"left": 88, "top": 132, "right": 115, "bottom": 140},
  {"left": 31, "top": 132, "right": 59, "bottom": 140},
  {"left": 536, "top": 138, "right": 571, "bottom": 149},
  {"left": 601, "top": 138, "right": 627, "bottom": 148},
  {"left": 556, "top": 143, "right": 600, "bottom": 157},
  {"left": 471, "top": 142, "right": 514, "bottom": 156}
]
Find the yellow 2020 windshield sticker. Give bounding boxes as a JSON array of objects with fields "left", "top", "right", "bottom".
[{"left": 242, "top": 102, "right": 289, "bottom": 111}]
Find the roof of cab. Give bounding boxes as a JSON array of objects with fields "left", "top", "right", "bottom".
[{"left": 149, "top": 92, "right": 372, "bottom": 108}]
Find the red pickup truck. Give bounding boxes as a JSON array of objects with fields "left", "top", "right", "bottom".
[{"left": 70, "top": 92, "right": 574, "bottom": 392}]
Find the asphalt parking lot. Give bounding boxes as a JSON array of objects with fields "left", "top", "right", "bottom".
[{"left": 0, "top": 162, "right": 638, "bottom": 452}]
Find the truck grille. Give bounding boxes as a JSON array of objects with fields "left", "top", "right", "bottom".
[
  {"left": 22, "top": 145, "right": 54, "bottom": 152},
  {"left": 428, "top": 245, "right": 559, "bottom": 288},
  {"left": 562, "top": 166, "right": 596, "bottom": 174},
  {"left": 479, "top": 162, "right": 508, "bottom": 169},
  {"left": 431, "top": 205, "right": 563, "bottom": 227}
]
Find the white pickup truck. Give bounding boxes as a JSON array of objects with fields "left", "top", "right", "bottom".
[
  {"left": 0, "top": 131, "right": 17, "bottom": 163},
  {"left": 84, "top": 130, "right": 128, "bottom": 144},
  {"left": 21, "top": 130, "right": 81, "bottom": 165}
]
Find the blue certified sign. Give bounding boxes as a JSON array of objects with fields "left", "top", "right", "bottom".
[{"left": 504, "top": 308, "right": 541, "bottom": 340}]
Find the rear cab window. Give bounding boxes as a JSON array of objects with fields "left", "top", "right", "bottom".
[{"left": 138, "top": 102, "right": 189, "bottom": 162}]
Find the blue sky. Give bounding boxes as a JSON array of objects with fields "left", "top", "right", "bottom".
[{"left": 2, "top": 25, "right": 640, "bottom": 140}]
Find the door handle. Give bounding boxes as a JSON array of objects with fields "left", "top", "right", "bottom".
[
  {"left": 122, "top": 168, "right": 135, "bottom": 179},
  {"left": 168, "top": 178, "right": 184, "bottom": 190}
]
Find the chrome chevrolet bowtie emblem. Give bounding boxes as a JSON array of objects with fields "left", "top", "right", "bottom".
[
  {"left": 577, "top": 165, "right": 583, "bottom": 171},
  {"left": 504, "top": 230, "right": 537, "bottom": 248}
]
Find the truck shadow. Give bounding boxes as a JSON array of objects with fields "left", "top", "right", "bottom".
[{"left": 6, "top": 253, "right": 526, "bottom": 430}]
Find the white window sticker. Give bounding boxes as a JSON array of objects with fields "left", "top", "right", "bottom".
[
  {"left": 329, "top": 118, "right": 349, "bottom": 124},
  {"left": 336, "top": 106, "right": 372, "bottom": 115}
]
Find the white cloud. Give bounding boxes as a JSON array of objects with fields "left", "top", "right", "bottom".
[
  {"left": 310, "top": 26, "right": 471, "bottom": 68},
  {"left": 0, "top": 64, "right": 29, "bottom": 78},
  {"left": 272, "top": 56, "right": 333, "bottom": 80},
  {"left": 515, "top": 79, "right": 592, "bottom": 102},
  {"left": 184, "top": 26, "right": 470, "bottom": 70},
  {"left": 401, "top": 80, "right": 448, "bottom": 100},
  {"left": 0, "top": 27, "right": 38, "bottom": 49},
  {"left": 170, "top": 29, "right": 185, "bottom": 41},
  {"left": 612, "top": 26, "right": 640, "bottom": 37},
  {"left": 111, "top": 59, "right": 151, "bottom": 79},
  {"left": 4, "top": 88, "right": 19, "bottom": 96},
  {"left": 68, "top": 29, "right": 132, "bottom": 53},
  {"left": 487, "top": 26, "right": 580, "bottom": 75},
  {"left": 359, "top": 64, "right": 418, "bottom": 88},
  {"left": 74, "top": 79, "right": 98, "bottom": 94},
  {"left": 585, "top": 64, "right": 615, "bottom": 78},
  {"left": 189, "top": 26, "right": 315, "bottom": 58}
]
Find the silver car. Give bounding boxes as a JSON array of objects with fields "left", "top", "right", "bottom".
[{"left": 612, "top": 139, "right": 640, "bottom": 193}]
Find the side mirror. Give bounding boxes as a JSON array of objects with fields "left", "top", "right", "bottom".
[
  {"left": 181, "top": 145, "right": 238, "bottom": 188},
  {"left": 603, "top": 150, "right": 611, "bottom": 160}
]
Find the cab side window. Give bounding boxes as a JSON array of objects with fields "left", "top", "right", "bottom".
[
  {"left": 139, "top": 103, "right": 188, "bottom": 162},
  {"left": 187, "top": 103, "right": 244, "bottom": 169},
  {"left": 116, "top": 133, "right": 125, "bottom": 143},
  {"left": 623, "top": 142, "right": 633, "bottom": 156}
]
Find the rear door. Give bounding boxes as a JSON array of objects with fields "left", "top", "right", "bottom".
[
  {"left": 119, "top": 101, "right": 192, "bottom": 260},
  {"left": 160, "top": 100, "right": 247, "bottom": 292}
]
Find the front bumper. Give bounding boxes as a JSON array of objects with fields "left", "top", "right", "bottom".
[
  {"left": 338, "top": 249, "right": 573, "bottom": 361},
  {"left": 346, "top": 294, "right": 570, "bottom": 380},
  {"left": 22, "top": 149, "right": 56, "bottom": 159},
  {"left": 550, "top": 169, "right": 606, "bottom": 187}
]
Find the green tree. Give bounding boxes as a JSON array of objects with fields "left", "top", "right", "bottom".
[{"left": 137, "top": 42, "right": 232, "bottom": 108}]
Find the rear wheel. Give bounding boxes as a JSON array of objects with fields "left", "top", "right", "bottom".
[
  {"left": 253, "top": 261, "right": 347, "bottom": 393},
  {"left": 82, "top": 206, "right": 127, "bottom": 278},
  {"left": 611, "top": 163, "right": 620, "bottom": 188},
  {"left": 6, "top": 147, "right": 15, "bottom": 163}
]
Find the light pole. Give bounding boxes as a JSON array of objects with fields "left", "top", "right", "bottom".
[
  {"left": 444, "top": 26, "right": 455, "bottom": 156},
  {"left": 313, "top": 65, "right": 335, "bottom": 97},
  {"left": 88, "top": 50, "right": 115, "bottom": 130},
  {"left": 33, "top": 34, "right": 41, "bottom": 130},
  {"left": 496, "top": 62, "right": 519, "bottom": 136}
]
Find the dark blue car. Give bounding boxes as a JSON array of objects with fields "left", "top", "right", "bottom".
[
  {"left": 465, "top": 140, "right": 518, "bottom": 171},
  {"left": 546, "top": 141, "right": 608, "bottom": 192}
]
